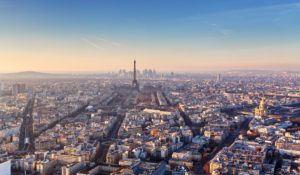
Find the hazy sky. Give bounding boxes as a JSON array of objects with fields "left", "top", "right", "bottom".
[{"left": 0, "top": 0, "right": 300, "bottom": 73}]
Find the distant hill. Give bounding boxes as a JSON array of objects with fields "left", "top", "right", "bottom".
[
  {"left": 7, "top": 71, "right": 52, "bottom": 76},
  {"left": 0, "top": 71, "right": 106, "bottom": 79},
  {"left": 0, "top": 71, "right": 58, "bottom": 79}
]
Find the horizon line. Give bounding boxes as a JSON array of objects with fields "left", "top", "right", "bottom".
[{"left": 1, "top": 68, "right": 300, "bottom": 75}]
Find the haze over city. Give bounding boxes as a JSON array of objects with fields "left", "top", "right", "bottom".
[
  {"left": 1, "top": 1, "right": 300, "bottom": 175},
  {"left": 1, "top": 0, "right": 300, "bottom": 73}
]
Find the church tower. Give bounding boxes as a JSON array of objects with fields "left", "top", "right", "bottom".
[{"left": 255, "top": 97, "right": 267, "bottom": 117}]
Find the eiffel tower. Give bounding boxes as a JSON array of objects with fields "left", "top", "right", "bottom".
[{"left": 132, "top": 59, "right": 139, "bottom": 90}]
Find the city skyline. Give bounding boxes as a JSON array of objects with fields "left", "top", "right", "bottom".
[
  {"left": 1, "top": 1, "right": 300, "bottom": 174},
  {"left": 1, "top": 0, "right": 300, "bottom": 73}
]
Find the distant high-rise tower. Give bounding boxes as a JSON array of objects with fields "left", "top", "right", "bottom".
[
  {"left": 12, "top": 83, "right": 26, "bottom": 95},
  {"left": 217, "top": 74, "right": 221, "bottom": 82},
  {"left": 132, "top": 59, "right": 139, "bottom": 90},
  {"left": 0, "top": 82, "right": 3, "bottom": 96}
]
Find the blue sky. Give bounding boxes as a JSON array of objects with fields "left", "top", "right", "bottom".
[{"left": 0, "top": 0, "right": 300, "bottom": 72}]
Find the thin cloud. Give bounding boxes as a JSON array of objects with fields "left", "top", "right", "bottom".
[
  {"left": 180, "top": 2, "right": 300, "bottom": 22},
  {"left": 220, "top": 29, "right": 233, "bottom": 37},
  {"left": 81, "top": 37, "right": 103, "bottom": 49},
  {"left": 97, "top": 37, "right": 121, "bottom": 46},
  {"left": 81, "top": 36, "right": 121, "bottom": 49},
  {"left": 265, "top": 2, "right": 300, "bottom": 10},
  {"left": 210, "top": 23, "right": 234, "bottom": 37},
  {"left": 97, "top": 37, "right": 108, "bottom": 43}
]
